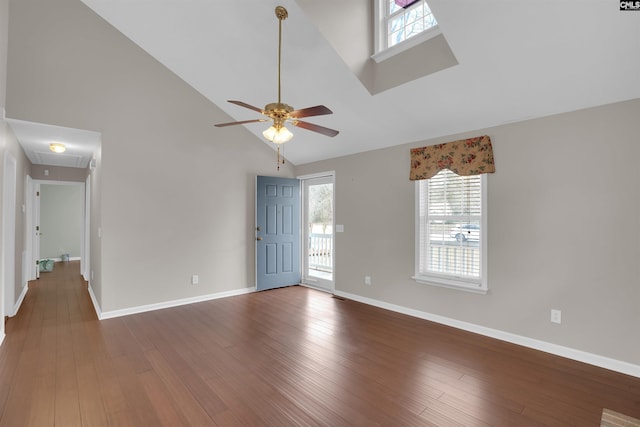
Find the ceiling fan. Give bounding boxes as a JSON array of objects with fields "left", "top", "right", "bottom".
[{"left": 214, "top": 6, "right": 339, "bottom": 168}]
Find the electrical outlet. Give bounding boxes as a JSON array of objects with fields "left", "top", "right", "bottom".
[
  {"left": 364, "top": 276, "right": 371, "bottom": 285},
  {"left": 191, "top": 275, "right": 199, "bottom": 285},
  {"left": 551, "top": 309, "right": 562, "bottom": 324}
]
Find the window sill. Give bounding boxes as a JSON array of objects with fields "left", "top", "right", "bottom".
[
  {"left": 412, "top": 275, "right": 488, "bottom": 295},
  {"left": 371, "top": 26, "right": 442, "bottom": 64}
]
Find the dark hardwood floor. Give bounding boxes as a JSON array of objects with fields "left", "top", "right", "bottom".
[{"left": 0, "top": 261, "right": 638, "bottom": 426}]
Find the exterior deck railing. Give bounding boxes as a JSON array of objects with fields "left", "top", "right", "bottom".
[
  {"left": 427, "top": 244, "right": 480, "bottom": 277},
  {"left": 309, "top": 233, "right": 332, "bottom": 272}
]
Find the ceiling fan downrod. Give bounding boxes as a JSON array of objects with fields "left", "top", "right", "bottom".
[
  {"left": 264, "top": 6, "right": 293, "bottom": 130},
  {"left": 275, "top": 6, "right": 287, "bottom": 106}
]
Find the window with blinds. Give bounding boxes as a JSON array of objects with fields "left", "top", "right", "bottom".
[{"left": 415, "top": 169, "right": 487, "bottom": 293}]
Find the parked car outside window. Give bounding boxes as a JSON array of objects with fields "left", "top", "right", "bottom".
[{"left": 451, "top": 224, "right": 480, "bottom": 242}]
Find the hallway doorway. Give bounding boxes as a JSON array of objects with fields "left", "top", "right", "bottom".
[{"left": 30, "top": 180, "right": 86, "bottom": 282}]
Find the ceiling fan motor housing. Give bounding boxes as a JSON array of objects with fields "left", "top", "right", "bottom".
[{"left": 264, "top": 102, "right": 293, "bottom": 128}]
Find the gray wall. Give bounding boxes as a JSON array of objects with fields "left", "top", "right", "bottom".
[
  {"left": 0, "top": 0, "right": 32, "bottom": 318},
  {"left": 39, "top": 184, "right": 83, "bottom": 260},
  {"left": 31, "top": 165, "right": 87, "bottom": 183},
  {"left": 6, "top": 0, "right": 295, "bottom": 313},
  {"left": 295, "top": 98, "right": 640, "bottom": 366},
  {"left": 0, "top": 122, "right": 31, "bottom": 314},
  {"left": 0, "top": 0, "right": 7, "bottom": 326},
  {"left": 0, "top": 0, "right": 6, "bottom": 109}
]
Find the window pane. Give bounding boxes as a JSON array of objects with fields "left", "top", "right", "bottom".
[
  {"left": 405, "top": 4, "right": 423, "bottom": 26},
  {"left": 418, "top": 170, "right": 482, "bottom": 281},
  {"left": 389, "top": 29, "right": 405, "bottom": 47},
  {"left": 406, "top": 20, "right": 425, "bottom": 40},
  {"left": 425, "top": 13, "right": 437, "bottom": 29},
  {"left": 389, "top": 14, "right": 404, "bottom": 33},
  {"left": 389, "top": 0, "right": 402, "bottom": 15},
  {"left": 425, "top": 233, "right": 481, "bottom": 277},
  {"left": 382, "top": 0, "right": 438, "bottom": 51}
]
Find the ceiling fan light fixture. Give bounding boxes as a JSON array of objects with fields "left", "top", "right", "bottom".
[
  {"left": 49, "top": 143, "right": 66, "bottom": 153},
  {"left": 263, "top": 125, "right": 293, "bottom": 144}
]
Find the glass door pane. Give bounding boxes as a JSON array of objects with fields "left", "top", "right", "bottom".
[{"left": 303, "top": 176, "right": 334, "bottom": 289}]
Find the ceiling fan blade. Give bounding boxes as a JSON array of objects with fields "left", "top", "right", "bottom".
[
  {"left": 290, "top": 105, "right": 333, "bottom": 119},
  {"left": 292, "top": 120, "right": 339, "bottom": 137},
  {"left": 228, "top": 100, "right": 264, "bottom": 114},
  {"left": 214, "top": 119, "right": 267, "bottom": 127}
]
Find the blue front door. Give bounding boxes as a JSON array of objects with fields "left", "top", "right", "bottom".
[{"left": 256, "top": 176, "right": 301, "bottom": 291}]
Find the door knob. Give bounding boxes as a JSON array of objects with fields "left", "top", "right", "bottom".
[{"left": 256, "top": 237, "right": 263, "bottom": 241}]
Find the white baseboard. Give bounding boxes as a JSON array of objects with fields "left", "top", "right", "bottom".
[
  {"left": 87, "top": 283, "right": 102, "bottom": 319},
  {"left": 300, "top": 282, "right": 334, "bottom": 294},
  {"left": 47, "top": 257, "right": 81, "bottom": 262},
  {"left": 334, "top": 290, "right": 640, "bottom": 379},
  {"left": 9, "top": 283, "right": 29, "bottom": 317},
  {"left": 93, "top": 286, "right": 256, "bottom": 320}
]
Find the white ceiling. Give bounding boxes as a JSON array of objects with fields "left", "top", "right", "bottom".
[
  {"left": 7, "top": 119, "right": 100, "bottom": 169},
  {"left": 45, "top": 1, "right": 640, "bottom": 165}
]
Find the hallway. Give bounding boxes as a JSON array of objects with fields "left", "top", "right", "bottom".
[{"left": 0, "top": 261, "right": 100, "bottom": 425}]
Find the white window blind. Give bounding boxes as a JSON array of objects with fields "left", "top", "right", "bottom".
[{"left": 416, "top": 169, "right": 487, "bottom": 292}]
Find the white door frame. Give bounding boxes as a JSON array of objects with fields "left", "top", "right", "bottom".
[
  {"left": 32, "top": 182, "right": 40, "bottom": 280},
  {"left": 2, "top": 151, "right": 17, "bottom": 318},
  {"left": 24, "top": 175, "right": 34, "bottom": 283},
  {"left": 30, "top": 179, "right": 87, "bottom": 277},
  {"left": 83, "top": 175, "right": 91, "bottom": 282},
  {"left": 298, "top": 171, "right": 335, "bottom": 293}
]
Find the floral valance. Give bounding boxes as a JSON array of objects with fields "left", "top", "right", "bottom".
[{"left": 409, "top": 135, "right": 495, "bottom": 181}]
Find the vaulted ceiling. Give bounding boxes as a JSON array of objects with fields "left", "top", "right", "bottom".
[{"left": 15, "top": 0, "right": 640, "bottom": 167}]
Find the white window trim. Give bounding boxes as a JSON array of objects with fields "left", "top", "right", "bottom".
[
  {"left": 372, "top": 26, "right": 441, "bottom": 63},
  {"left": 372, "top": 0, "right": 442, "bottom": 63},
  {"left": 413, "top": 174, "right": 488, "bottom": 294}
]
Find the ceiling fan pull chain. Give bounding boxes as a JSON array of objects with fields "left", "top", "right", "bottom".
[
  {"left": 277, "top": 145, "right": 281, "bottom": 170},
  {"left": 276, "top": 143, "right": 286, "bottom": 171}
]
